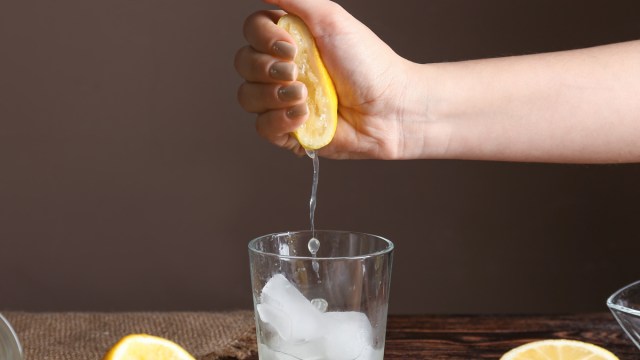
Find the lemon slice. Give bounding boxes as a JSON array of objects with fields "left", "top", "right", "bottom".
[
  {"left": 500, "top": 339, "right": 619, "bottom": 360},
  {"left": 102, "top": 334, "right": 196, "bottom": 360},
  {"left": 278, "top": 14, "right": 338, "bottom": 150}
]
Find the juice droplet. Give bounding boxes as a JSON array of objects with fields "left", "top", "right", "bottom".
[
  {"left": 305, "top": 149, "right": 316, "bottom": 158},
  {"left": 311, "top": 298, "right": 328, "bottom": 313},
  {"left": 308, "top": 237, "right": 320, "bottom": 255}
]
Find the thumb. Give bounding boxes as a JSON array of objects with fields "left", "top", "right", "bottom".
[{"left": 263, "top": 0, "right": 344, "bottom": 32}]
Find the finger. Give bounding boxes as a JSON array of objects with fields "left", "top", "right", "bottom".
[
  {"left": 234, "top": 46, "right": 297, "bottom": 83},
  {"left": 255, "top": 104, "right": 308, "bottom": 149},
  {"left": 238, "top": 82, "right": 307, "bottom": 113},
  {"left": 243, "top": 10, "right": 296, "bottom": 60}
]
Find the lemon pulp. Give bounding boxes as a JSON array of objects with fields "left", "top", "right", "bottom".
[
  {"left": 500, "top": 339, "right": 619, "bottom": 360},
  {"left": 102, "top": 334, "right": 196, "bottom": 360},
  {"left": 277, "top": 14, "right": 338, "bottom": 150}
]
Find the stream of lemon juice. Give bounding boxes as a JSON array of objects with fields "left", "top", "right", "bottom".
[{"left": 306, "top": 149, "right": 321, "bottom": 273}]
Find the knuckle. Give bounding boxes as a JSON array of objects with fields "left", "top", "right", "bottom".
[
  {"left": 237, "top": 83, "right": 251, "bottom": 111},
  {"left": 255, "top": 115, "right": 270, "bottom": 139},
  {"left": 243, "top": 10, "right": 272, "bottom": 40},
  {"left": 233, "top": 47, "right": 246, "bottom": 73},
  {"left": 234, "top": 46, "right": 271, "bottom": 81},
  {"left": 256, "top": 112, "right": 286, "bottom": 147},
  {"left": 242, "top": 12, "right": 260, "bottom": 40}
]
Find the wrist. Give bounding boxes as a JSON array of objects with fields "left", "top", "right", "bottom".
[{"left": 395, "top": 61, "right": 453, "bottom": 160}]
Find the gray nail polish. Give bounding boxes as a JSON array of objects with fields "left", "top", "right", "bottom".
[
  {"left": 270, "top": 62, "right": 296, "bottom": 81},
  {"left": 273, "top": 41, "right": 296, "bottom": 60},
  {"left": 278, "top": 83, "right": 305, "bottom": 102},
  {"left": 287, "top": 103, "right": 308, "bottom": 118}
]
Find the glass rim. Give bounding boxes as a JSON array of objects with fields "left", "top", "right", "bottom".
[
  {"left": 248, "top": 229, "right": 394, "bottom": 261},
  {"left": 606, "top": 279, "right": 640, "bottom": 317}
]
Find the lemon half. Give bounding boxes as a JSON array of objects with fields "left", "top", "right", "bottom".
[
  {"left": 500, "top": 339, "right": 619, "bottom": 360},
  {"left": 278, "top": 14, "right": 338, "bottom": 150},
  {"left": 102, "top": 334, "right": 196, "bottom": 360}
]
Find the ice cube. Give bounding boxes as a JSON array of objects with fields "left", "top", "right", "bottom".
[
  {"left": 310, "top": 298, "right": 328, "bottom": 313},
  {"left": 322, "top": 311, "right": 373, "bottom": 360},
  {"left": 266, "top": 335, "right": 325, "bottom": 360},
  {"left": 355, "top": 345, "right": 384, "bottom": 360},
  {"left": 257, "top": 343, "right": 301, "bottom": 360},
  {"left": 258, "top": 274, "right": 323, "bottom": 342},
  {"left": 256, "top": 303, "right": 291, "bottom": 340},
  {"left": 258, "top": 274, "right": 383, "bottom": 360}
]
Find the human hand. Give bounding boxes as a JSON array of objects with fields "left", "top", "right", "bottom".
[{"left": 235, "top": 0, "right": 421, "bottom": 159}]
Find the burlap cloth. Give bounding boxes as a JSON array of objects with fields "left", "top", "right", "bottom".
[{"left": 3, "top": 311, "right": 257, "bottom": 360}]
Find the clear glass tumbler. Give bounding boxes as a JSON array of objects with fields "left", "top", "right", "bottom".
[{"left": 248, "top": 230, "right": 394, "bottom": 360}]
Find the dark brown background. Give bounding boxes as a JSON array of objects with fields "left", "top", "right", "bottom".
[{"left": 1, "top": 0, "right": 639, "bottom": 314}]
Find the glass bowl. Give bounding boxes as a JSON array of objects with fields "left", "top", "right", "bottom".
[
  {"left": 607, "top": 280, "right": 640, "bottom": 350},
  {"left": 0, "top": 314, "right": 22, "bottom": 360}
]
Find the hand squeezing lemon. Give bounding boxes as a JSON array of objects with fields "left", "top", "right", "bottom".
[{"left": 278, "top": 14, "right": 338, "bottom": 150}]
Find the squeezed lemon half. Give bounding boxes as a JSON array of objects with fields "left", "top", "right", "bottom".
[
  {"left": 277, "top": 14, "right": 338, "bottom": 150},
  {"left": 500, "top": 339, "right": 619, "bottom": 360},
  {"left": 102, "top": 334, "right": 196, "bottom": 360}
]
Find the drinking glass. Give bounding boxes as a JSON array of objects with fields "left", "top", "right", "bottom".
[
  {"left": 248, "top": 230, "right": 394, "bottom": 360},
  {"left": 0, "top": 313, "right": 22, "bottom": 360}
]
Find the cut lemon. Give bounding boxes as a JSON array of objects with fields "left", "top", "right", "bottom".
[
  {"left": 102, "top": 334, "right": 196, "bottom": 360},
  {"left": 500, "top": 339, "right": 619, "bottom": 360},
  {"left": 277, "top": 14, "right": 338, "bottom": 150}
]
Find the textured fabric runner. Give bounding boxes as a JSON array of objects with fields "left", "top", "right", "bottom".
[{"left": 3, "top": 311, "right": 257, "bottom": 360}]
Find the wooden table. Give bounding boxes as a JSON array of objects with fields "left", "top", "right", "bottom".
[
  {"left": 6, "top": 311, "right": 638, "bottom": 359},
  {"left": 383, "top": 313, "right": 638, "bottom": 359},
  {"left": 244, "top": 313, "right": 638, "bottom": 359}
]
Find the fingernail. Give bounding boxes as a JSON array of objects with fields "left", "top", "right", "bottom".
[
  {"left": 273, "top": 41, "right": 296, "bottom": 60},
  {"left": 270, "top": 62, "right": 297, "bottom": 81},
  {"left": 278, "top": 83, "right": 306, "bottom": 102},
  {"left": 287, "top": 103, "right": 308, "bottom": 118}
]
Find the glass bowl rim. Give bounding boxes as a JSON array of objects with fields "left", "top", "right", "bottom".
[
  {"left": 248, "top": 229, "right": 394, "bottom": 260},
  {"left": 606, "top": 279, "right": 640, "bottom": 317}
]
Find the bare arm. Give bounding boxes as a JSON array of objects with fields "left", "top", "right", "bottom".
[
  {"left": 410, "top": 41, "right": 640, "bottom": 163},
  {"left": 237, "top": 0, "right": 640, "bottom": 163}
]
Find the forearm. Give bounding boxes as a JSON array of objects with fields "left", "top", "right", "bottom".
[{"left": 411, "top": 40, "right": 640, "bottom": 163}]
